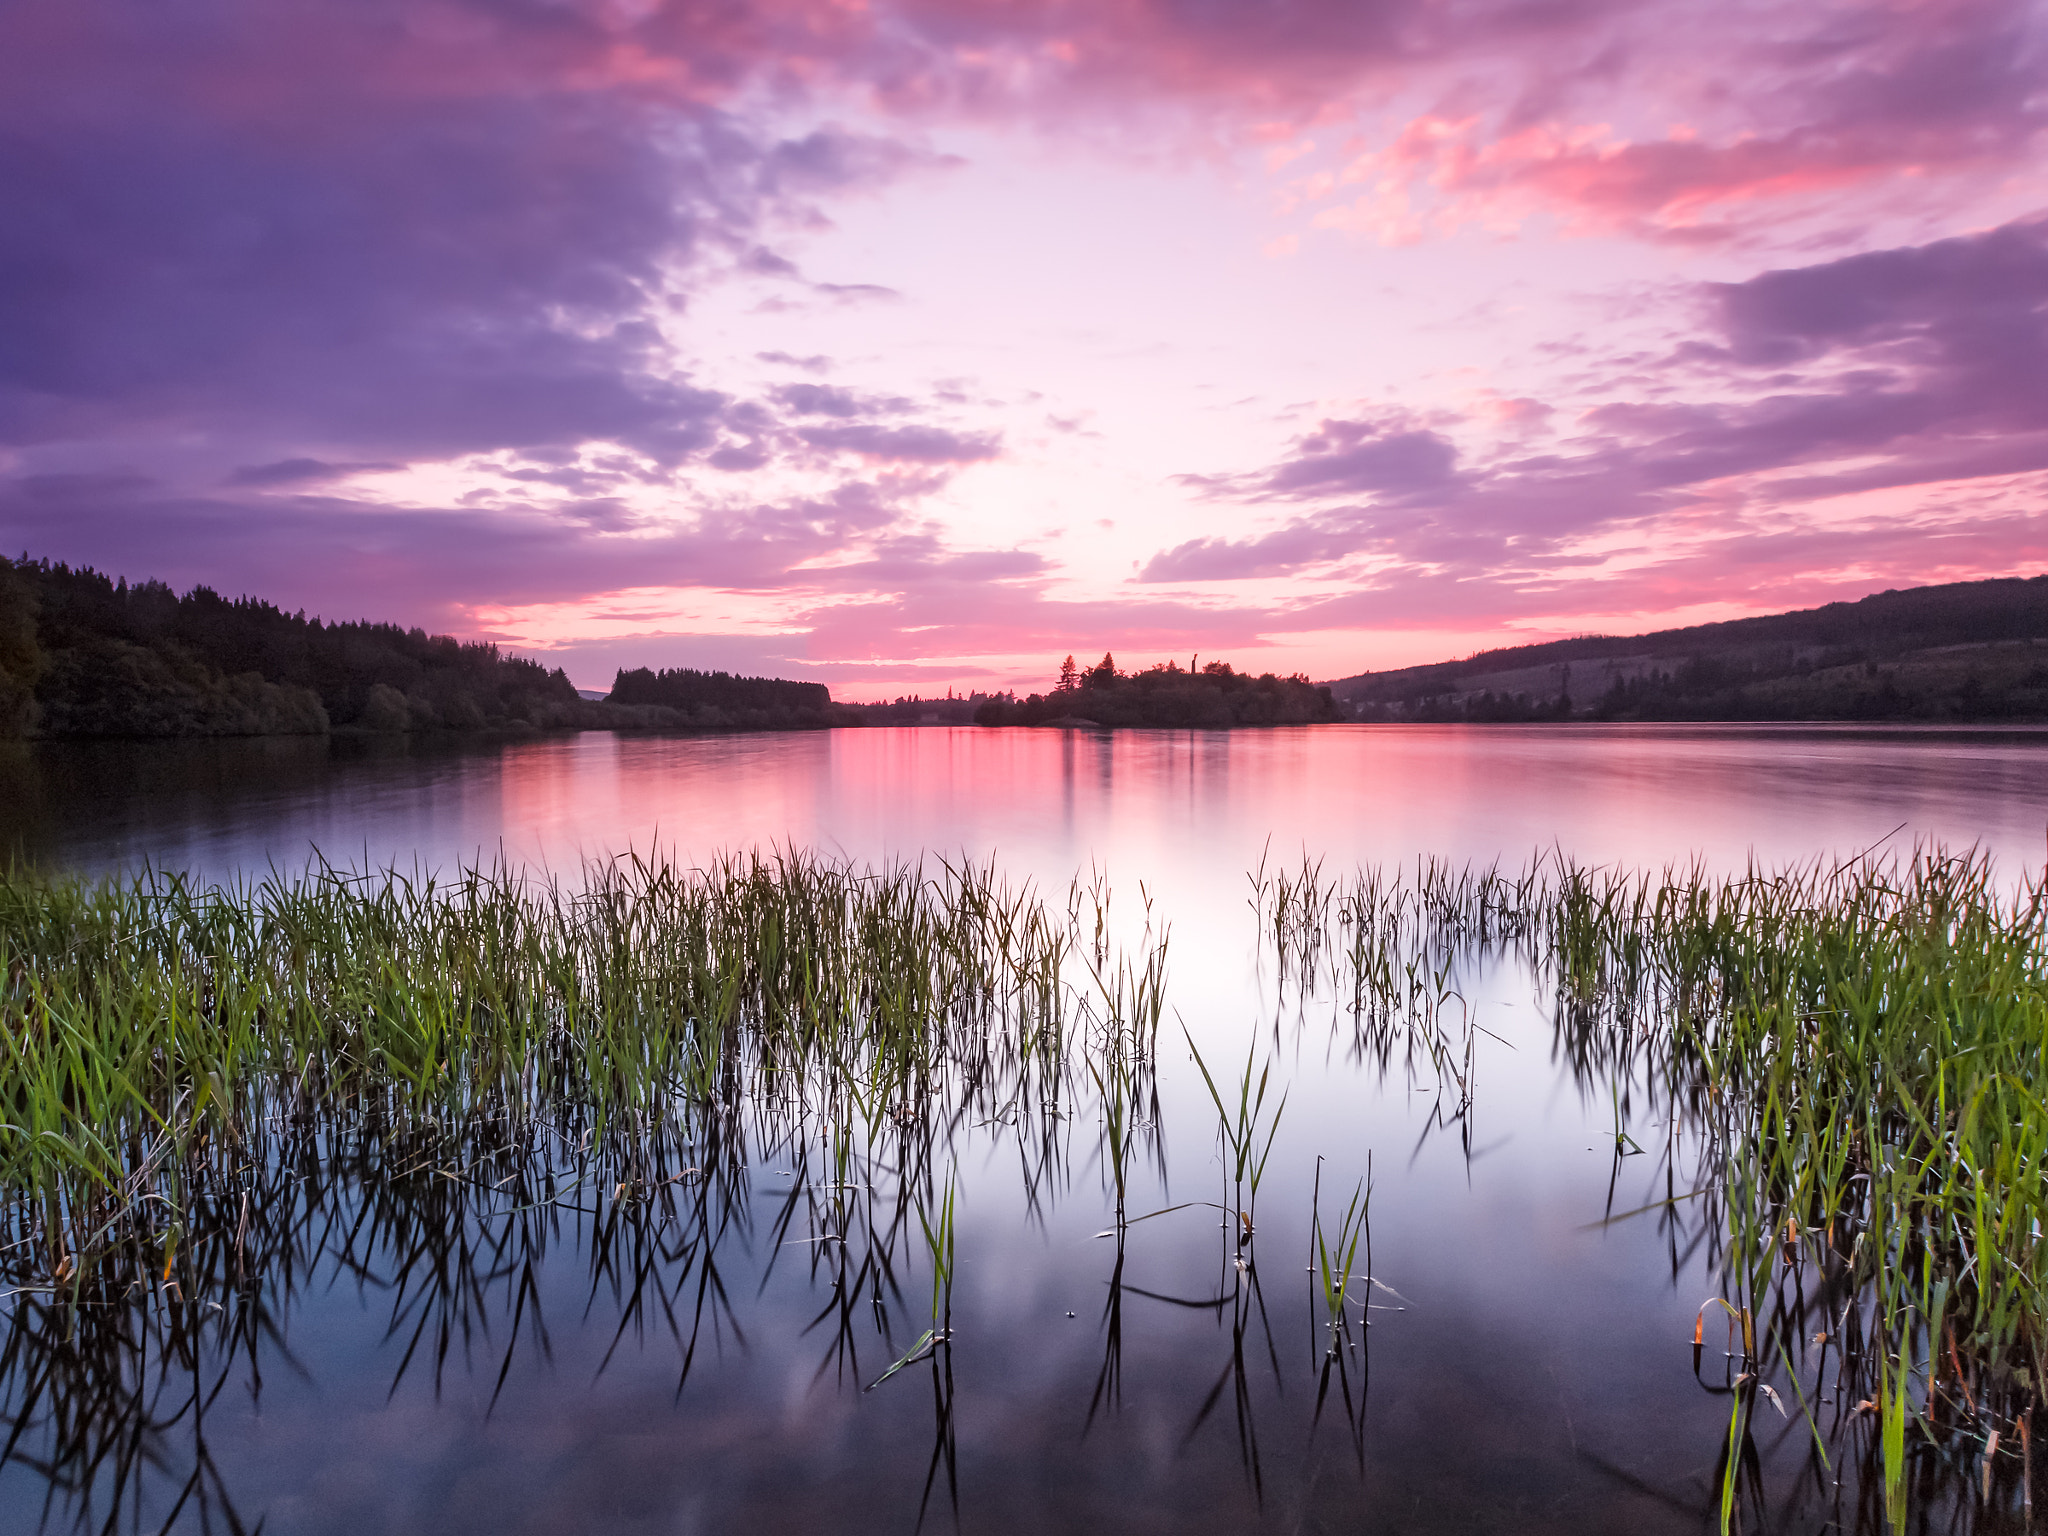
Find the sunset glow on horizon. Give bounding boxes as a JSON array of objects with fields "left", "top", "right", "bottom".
[{"left": 3, "top": 0, "right": 2044, "bottom": 698}]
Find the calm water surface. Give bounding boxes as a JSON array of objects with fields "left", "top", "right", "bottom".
[
  {"left": 8, "top": 723, "right": 2048, "bottom": 880},
  {"left": 3, "top": 725, "right": 2045, "bottom": 1535}
]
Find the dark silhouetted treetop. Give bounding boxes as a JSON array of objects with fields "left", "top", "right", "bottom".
[
  {"left": 0, "top": 561, "right": 41, "bottom": 737},
  {"left": 974, "top": 658, "right": 1339, "bottom": 728},
  {"left": 4, "top": 555, "right": 591, "bottom": 737},
  {"left": 1, "top": 555, "right": 566, "bottom": 738},
  {"left": 606, "top": 666, "right": 849, "bottom": 730}
]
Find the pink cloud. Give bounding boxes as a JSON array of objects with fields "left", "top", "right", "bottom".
[{"left": 1283, "top": 0, "right": 2045, "bottom": 240}]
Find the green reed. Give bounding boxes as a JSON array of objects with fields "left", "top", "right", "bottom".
[
  {"left": 0, "top": 849, "right": 1078, "bottom": 1268},
  {"left": 1316, "top": 843, "right": 2048, "bottom": 1520},
  {"left": 0, "top": 847, "right": 1107, "bottom": 1533},
  {"left": 15, "top": 832, "right": 2048, "bottom": 1526},
  {"left": 1310, "top": 1161, "right": 1371, "bottom": 1355},
  {"left": 1186, "top": 1033, "right": 1286, "bottom": 1245}
]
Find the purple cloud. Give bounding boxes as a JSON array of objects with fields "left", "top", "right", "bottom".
[
  {"left": 0, "top": 467, "right": 937, "bottom": 623},
  {"left": 226, "top": 458, "right": 401, "bottom": 487},
  {"left": 0, "top": 1, "right": 964, "bottom": 496},
  {"left": 771, "top": 384, "right": 914, "bottom": 418},
  {"left": 1141, "top": 525, "right": 1357, "bottom": 584},
  {"left": 741, "top": 247, "right": 805, "bottom": 278},
  {"left": 1718, "top": 215, "right": 2048, "bottom": 379},
  {"left": 794, "top": 423, "right": 1002, "bottom": 463},
  {"left": 756, "top": 352, "right": 834, "bottom": 372},
  {"left": 813, "top": 282, "right": 903, "bottom": 303},
  {"left": 0, "top": 99, "right": 744, "bottom": 466},
  {"left": 1143, "top": 214, "right": 2048, "bottom": 585},
  {"left": 1262, "top": 423, "right": 1462, "bottom": 497}
]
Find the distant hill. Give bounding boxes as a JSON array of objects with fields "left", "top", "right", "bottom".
[
  {"left": 0, "top": 556, "right": 845, "bottom": 740},
  {"left": 1327, "top": 576, "right": 2048, "bottom": 723}
]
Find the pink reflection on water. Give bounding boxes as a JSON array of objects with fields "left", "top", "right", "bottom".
[
  {"left": 475, "top": 725, "right": 2047, "bottom": 887},
  {"left": 8, "top": 725, "right": 2046, "bottom": 901}
]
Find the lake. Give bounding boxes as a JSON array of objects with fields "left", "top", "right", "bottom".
[{"left": 3, "top": 724, "right": 2046, "bottom": 1535}]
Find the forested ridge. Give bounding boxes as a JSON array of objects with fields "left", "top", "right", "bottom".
[
  {"left": 1329, "top": 576, "right": 2048, "bottom": 723},
  {"left": 0, "top": 558, "right": 841, "bottom": 739}
]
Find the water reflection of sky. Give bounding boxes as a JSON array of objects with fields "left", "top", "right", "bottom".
[
  {"left": 3, "top": 725, "right": 2045, "bottom": 1532},
  {"left": 7, "top": 722, "right": 2045, "bottom": 886}
]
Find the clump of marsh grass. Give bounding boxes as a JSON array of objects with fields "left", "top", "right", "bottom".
[
  {"left": 0, "top": 846, "right": 1138, "bottom": 1532},
  {"left": 1249, "top": 844, "right": 1334, "bottom": 999},
  {"left": 1309, "top": 1157, "right": 1371, "bottom": 1357},
  {"left": 1292, "top": 843, "right": 2048, "bottom": 1523},
  {"left": 0, "top": 849, "right": 1101, "bottom": 1295}
]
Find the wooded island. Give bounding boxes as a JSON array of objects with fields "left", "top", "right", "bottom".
[{"left": 973, "top": 654, "right": 1341, "bottom": 727}]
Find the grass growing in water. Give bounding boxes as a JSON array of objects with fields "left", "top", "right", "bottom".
[
  {"left": 9, "top": 838, "right": 2048, "bottom": 1528},
  {"left": 0, "top": 849, "right": 1081, "bottom": 1282},
  {"left": 0, "top": 848, "right": 1121, "bottom": 1531},
  {"left": 1309, "top": 843, "right": 2048, "bottom": 1521},
  {"left": 1185, "top": 1033, "right": 1286, "bottom": 1246}
]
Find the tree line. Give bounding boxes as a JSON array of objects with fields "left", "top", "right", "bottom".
[
  {"left": 606, "top": 667, "right": 857, "bottom": 732},
  {"left": 0, "top": 557, "right": 1346, "bottom": 742},
  {"left": 0, "top": 558, "right": 856, "bottom": 740},
  {"left": 0, "top": 556, "right": 590, "bottom": 739},
  {"left": 973, "top": 654, "right": 1341, "bottom": 727}
]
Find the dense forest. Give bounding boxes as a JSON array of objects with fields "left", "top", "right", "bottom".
[
  {"left": 0, "top": 556, "right": 580, "bottom": 738},
  {"left": 608, "top": 667, "right": 857, "bottom": 731},
  {"left": 1329, "top": 576, "right": 2048, "bottom": 723},
  {"left": 0, "top": 557, "right": 842, "bottom": 740},
  {"left": 974, "top": 655, "right": 1341, "bottom": 727}
]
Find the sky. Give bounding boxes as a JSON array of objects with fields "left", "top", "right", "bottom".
[{"left": 2, "top": 0, "right": 2045, "bottom": 697}]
